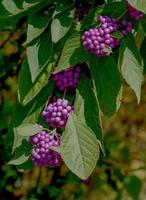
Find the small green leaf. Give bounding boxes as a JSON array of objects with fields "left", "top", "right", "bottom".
[
  {"left": 124, "top": 176, "right": 142, "bottom": 200},
  {"left": 119, "top": 35, "right": 143, "bottom": 102},
  {"left": 111, "top": 30, "right": 123, "bottom": 38},
  {"left": 60, "top": 113, "right": 100, "bottom": 180},
  {"left": 89, "top": 55, "right": 121, "bottom": 117},
  {"left": 14, "top": 123, "right": 43, "bottom": 137}
]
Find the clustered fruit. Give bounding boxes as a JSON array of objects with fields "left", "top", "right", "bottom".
[
  {"left": 82, "top": 15, "right": 132, "bottom": 57},
  {"left": 42, "top": 98, "right": 73, "bottom": 128},
  {"left": 127, "top": 1, "right": 144, "bottom": 20},
  {"left": 52, "top": 66, "right": 81, "bottom": 91},
  {"left": 30, "top": 131, "right": 61, "bottom": 167}
]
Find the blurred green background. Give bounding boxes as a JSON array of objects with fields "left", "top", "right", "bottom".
[{"left": 1, "top": 19, "right": 146, "bottom": 200}]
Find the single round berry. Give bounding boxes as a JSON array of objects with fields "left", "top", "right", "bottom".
[
  {"left": 52, "top": 66, "right": 81, "bottom": 91},
  {"left": 42, "top": 98, "right": 73, "bottom": 128},
  {"left": 30, "top": 131, "right": 61, "bottom": 167}
]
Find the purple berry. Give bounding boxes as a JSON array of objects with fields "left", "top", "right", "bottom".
[
  {"left": 127, "top": 1, "right": 144, "bottom": 20},
  {"left": 30, "top": 131, "right": 61, "bottom": 167},
  {"left": 52, "top": 66, "right": 81, "bottom": 91},
  {"left": 42, "top": 98, "right": 73, "bottom": 128}
]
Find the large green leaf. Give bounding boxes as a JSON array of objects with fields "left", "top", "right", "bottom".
[
  {"left": 76, "top": 77, "right": 103, "bottom": 144},
  {"left": 119, "top": 35, "right": 143, "bottom": 102},
  {"left": 127, "top": 0, "right": 146, "bottom": 14},
  {"left": 25, "top": 10, "right": 53, "bottom": 45},
  {"left": 89, "top": 55, "right": 121, "bottom": 117},
  {"left": 26, "top": 28, "right": 52, "bottom": 83},
  {"left": 55, "top": 33, "right": 88, "bottom": 72},
  {"left": 60, "top": 113, "right": 100, "bottom": 180}
]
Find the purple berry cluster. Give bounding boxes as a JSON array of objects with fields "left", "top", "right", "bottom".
[
  {"left": 82, "top": 16, "right": 132, "bottom": 57},
  {"left": 30, "top": 131, "right": 61, "bottom": 167},
  {"left": 42, "top": 98, "right": 73, "bottom": 128},
  {"left": 120, "top": 20, "right": 132, "bottom": 36},
  {"left": 127, "top": 1, "right": 144, "bottom": 20},
  {"left": 82, "top": 16, "right": 120, "bottom": 57},
  {"left": 52, "top": 66, "right": 81, "bottom": 91}
]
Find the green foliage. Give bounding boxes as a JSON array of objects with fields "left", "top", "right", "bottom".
[
  {"left": 60, "top": 113, "right": 100, "bottom": 180},
  {"left": 89, "top": 55, "right": 121, "bottom": 116},
  {"left": 119, "top": 35, "right": 143, "bottom": 102},
  {"left": 0, "top": 0, "right": 146, "bottom": 186}
]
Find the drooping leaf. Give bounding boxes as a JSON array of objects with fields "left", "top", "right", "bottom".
[
  {"left": 127, "top": 0, "right": 146, "bottom": 14},
  {"left": 89, "top": 55, "right": 121, "bottom": 117},
  {"left": 76, "top": 76, "right": 103, "bottom": 145},
  {"left": 119, "top": 35, "right": 143, "bottom": 102},
  {"left": 60, "top": 113, "right": 100, "bottom": 180},
  {"left": 26, "top": 28, "right": 52, "bottom": 83},
  {"left": 55, "top": 33, "right": 88, "bottom": 72}
]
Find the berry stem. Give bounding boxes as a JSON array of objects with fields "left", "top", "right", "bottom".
[{"left": 63, "top": 89, "right": 67, "bottom": 99}]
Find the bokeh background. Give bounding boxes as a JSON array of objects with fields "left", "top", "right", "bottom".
[{"left": 1, "top": 18, "right": 146, "bottom": 200}]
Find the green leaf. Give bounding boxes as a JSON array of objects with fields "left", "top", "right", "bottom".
[
  {"left": 60, "top": 113, "right": 100, "bottom": 180},
  {"left": 111, "top": 30, "right": 123, "bottom": 39},
  {"left": 103, "top": 1, "right": 126, "bottom": 18},
  {"left": 0, "top": 0, "right": 42, "bottom": 18},
  {"left": 82, "top": 5, "right": 104, "bottom": 30},
  {"left": 51, "top": 18, "right": 71, "bottom": 43},
  {"left": 124, "top": 176, "right": 142, "bottom": 200},
  {"left": 26, "top": 28, "right": 52, "bottom": 83},
  {"left": 55, "top": 33, "right": 88, "bottom": 72},
  {"left": 135, "top": 22, "right": 145, "bottom": 50},
  {"left": 89, "top": 55, "right": 121, "bottom": 117},
  {"left": 25, "top": 10, "right": 53, "bottom": 45},
  {"left": 127, "top": 0, "right": 146, "bottom": 14},
  {"left": 8, "top": 154, "right": 29, "bottom": 165},
  {"left": 140, "top": 38, "right": 146, "bottom": 74},
  {"left": 76, "top": 77, "right": 103, "bottom": 144},
  {"left": 119, "top": 35, "right": 143, "bottom": 102},
  {"left": 14, "top": 123, "right": 43, "bottom": 137}
]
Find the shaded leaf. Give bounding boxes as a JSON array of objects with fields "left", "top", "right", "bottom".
[
  {"left": 89, "top": 55, "right": 121, "bottom": 117},
  {"left": 119, "top": 35, "right": 143, "bottom": 102}
]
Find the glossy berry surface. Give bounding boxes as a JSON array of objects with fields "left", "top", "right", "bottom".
[
  {"left": 42, "top": 98, "right": 73, "bottom": 128},
  {"left": 30, "top": 131, "right": 61, "bottom": 167},
  {"left": 127, "top": 1, "right": 144, "bottom": 20},
  {"left": 82, "top": 16, "right": 120, "bottom": 57},
  {"left": 82, "top": 15, "right": 132, "bottom": 57},
  {"left": 52, "top": 66, "right": 81, "bottom": 91}
]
